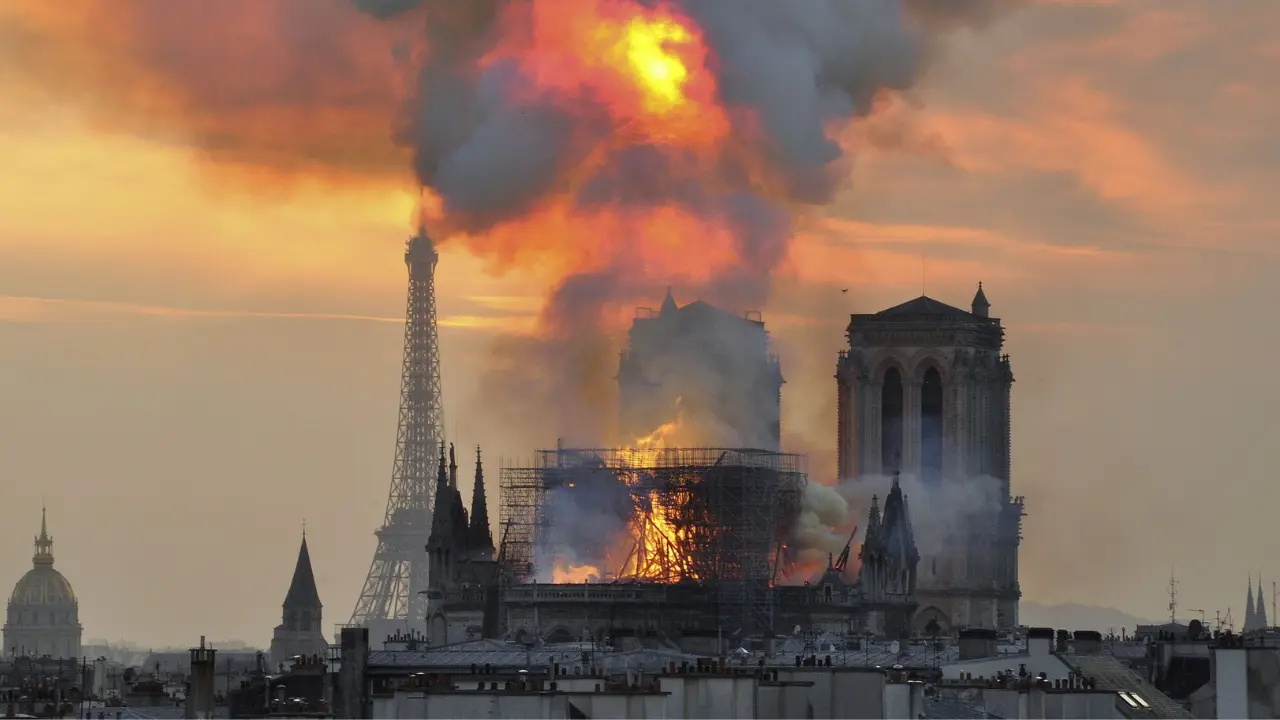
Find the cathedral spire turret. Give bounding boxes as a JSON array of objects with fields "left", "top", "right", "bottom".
[
  {"left": 448, "top": 443, "right": 457, "bottom": 489},
  {"left": 1246, "top": 576, "right": 1257, "bottom": 631},
  {"left": 1258, "top": 578, "right": 1269, "bottom": 629},
  {"left": 33, "top": 506, "right": 54, "bottom": 567},
  {"left": 971, "top": 282, "right": 990, "bottom": 318},
  {"left": 469, "top": 446, "right": 494, "bottom": 555}
]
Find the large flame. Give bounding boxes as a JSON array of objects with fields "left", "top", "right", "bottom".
[{"left": 443, "top": 0, "right": 739, "bottom": 292}]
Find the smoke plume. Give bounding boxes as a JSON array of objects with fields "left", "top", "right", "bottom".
[
  {"left": 2, "top": 0, "right": 1021, "bottom": 447},
  {"left": 840, "top": 471, "right": 1006, "bottom": 559},
  {"left": 789, "top": 481, "right": 852, "bottom": 575},
  {"left": 532, "top": 468, "right": 634, "bottom": 581},
  {"left": 366, "top": 0, "right": 1023, "bottom": 445}
]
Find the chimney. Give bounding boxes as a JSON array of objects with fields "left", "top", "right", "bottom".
[
  {"left": 1055, "top": 629, "right": 1070, "bottom": 654},
  {"left": 882, "top": 675, "right": 913, "bottom": 719},
  {"left": 959, "top": 628, "right": 999, "bottom": 660},
  {"left": 1072, "top": 631, "right": 1102, "bottom": 656},
  {"left": 1026, "top": 628, "right": 1054, "bottom": 657},
  {"left": 185, "top": 637, "right": 217, "bottom": 720}
]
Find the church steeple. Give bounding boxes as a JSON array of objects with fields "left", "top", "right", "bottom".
[
  {"left": 448, "top": 443, "right": 458, "bottom": 489},
  {"left": 283, "top": 533, "right": 322, "bottom": 610},
  {"left": 432, "top": 441, "right": 449, "bottom": 529},
  {"left": 469, "top": 446, "right": 494, "bottom": 555},
  {"left": 32, "top": 505, "right": 54, "bottom": 568},
  {"left": 1258, "top": 578, "right": 1269, "bottom": 629},
  {"left": 1246, "top": 576, "right": 1257, "bottom": 631}
]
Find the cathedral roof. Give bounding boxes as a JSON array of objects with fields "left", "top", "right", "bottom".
[
  {"left": 9, "top": 508, "right": 77, "bottom": 608},
  {"left": 284, "top": 535, "right": 322, "bottom": 609},
  {"left": 875, "top": 296, "right": 974, "bottom": 319}
]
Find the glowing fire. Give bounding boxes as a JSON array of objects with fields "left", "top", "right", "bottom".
[
  {"left": 618, "top": 16, "right": 694, "bottom": 114},
  {"left": 552, "top": 560, "right": 601, "bottom": 584},
  {"left": 452, "top": 0, "right": 739, "bottom": 290},
  {"left": 545, "top": 398, "right": 701, "bottom": 584}
]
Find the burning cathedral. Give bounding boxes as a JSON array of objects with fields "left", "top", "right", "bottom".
[
  {"left": 416, "top": 291, "right": 922, "bottom": 651},
  {"left": 836, "top": 285, "right": 1025, "bottom": 631}
]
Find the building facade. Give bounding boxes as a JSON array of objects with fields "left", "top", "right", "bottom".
[
  {"left": 617, "top": 289, "right": 783, "bottom": 450},
  {"left": 4, "top": 509, "right": 82, "bottom": 658},
  {"left": 269, "top": 533, "right": 328, "bottom": 667},
  {"left": 835, "top": 287, "right": 1023, "bottom": 631}
]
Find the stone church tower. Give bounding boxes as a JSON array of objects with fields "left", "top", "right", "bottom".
[
  {"left": 836, "top": 285, "right": 1023, "bottom": 631},
  {"left": 269, "top": 532, "right": 328, "bottom": 666}
]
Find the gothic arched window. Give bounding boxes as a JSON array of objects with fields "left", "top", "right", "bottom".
[
  {"left": 881, "top": 367, "right": 904, "bottom": 473},
  {"left": 921, "top": 367, "right": 943, "bottom": 483}
]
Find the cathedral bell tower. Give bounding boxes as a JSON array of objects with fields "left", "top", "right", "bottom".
[{"left": 836, "top": 285, "right": 1023, "bottom": 631}]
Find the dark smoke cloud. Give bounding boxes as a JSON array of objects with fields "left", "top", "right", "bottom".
[{"left": 353, "top": 0, "right": 1023, "bottom": 446}]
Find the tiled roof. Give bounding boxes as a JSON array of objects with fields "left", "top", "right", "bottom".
[
  {"left": 1064, "top": 654, "right": 1192, "bottom": 719},
  {"left": 874, "top": 296, "right": 974, "bottom": 319}
]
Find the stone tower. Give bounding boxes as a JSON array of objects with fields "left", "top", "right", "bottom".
[
  {"left": 835, "top": 285, "right": 1023, "bottom": 631},
  {"left": 269, "top": 532, "right": 327, "bottom": 666}
]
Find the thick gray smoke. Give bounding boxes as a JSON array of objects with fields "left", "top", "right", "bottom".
[
  {"left": 354, "top": 0, "right": 1023, "bottom": 446},
  {"left": 619, "top": 290, "right": 782, "bottom": 449},
  {"left": 532, "top": 470, "right": 635, "bottom": 581}
]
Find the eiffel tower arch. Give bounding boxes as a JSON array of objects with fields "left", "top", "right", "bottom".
[{"left": 348, "top": 226, "right": 444, "bottom": 641}]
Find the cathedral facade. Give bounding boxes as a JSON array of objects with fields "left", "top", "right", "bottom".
[
  {"left": 835, "top": 286, "right": 1023, "bottom": 632},
  {"left": 4, "top": 509, "right": 82, "bottom": 658}
]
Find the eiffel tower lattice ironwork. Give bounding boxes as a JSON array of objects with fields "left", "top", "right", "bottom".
[{"left": 349, "top": 225, "right": 444, "bottom": 630}]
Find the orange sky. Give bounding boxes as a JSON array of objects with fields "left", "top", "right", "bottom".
[{"left": 2, "top": 0, "right": 1280, "bottom": 645}]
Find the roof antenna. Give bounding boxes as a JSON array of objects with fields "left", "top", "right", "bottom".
[{"left": 920, "top": 253, "right": 927, "bottom": 297}]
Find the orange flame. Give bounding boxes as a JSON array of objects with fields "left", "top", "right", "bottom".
[
  {"left": 552, "top": 560, "right": 601, "bottom": 584},
  {"left": 452, "top": 0, "right": 741, "bottom": 297}
]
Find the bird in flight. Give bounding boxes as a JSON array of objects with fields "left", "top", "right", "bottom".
[{"left": 841, "top": 288, "right": 849, "bottom": 293}]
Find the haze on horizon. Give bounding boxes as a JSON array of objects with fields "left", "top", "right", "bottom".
[{"left": 1, "top": 0, "right": 1278, "bottom": 647}]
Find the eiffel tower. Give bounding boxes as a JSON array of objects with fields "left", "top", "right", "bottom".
[{"left": 348, "top": 224, "right": 444, "bottom": 639}]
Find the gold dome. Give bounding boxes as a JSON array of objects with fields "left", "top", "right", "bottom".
[
  {"left": 8, "top": 507, "right": 78, "bottom": 608},
  {"left": 9, "top": 567, "right": 77, "bottom": 607}
]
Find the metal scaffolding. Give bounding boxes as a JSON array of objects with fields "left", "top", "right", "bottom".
[{"left": 499, "top": 447, "right": 805, "bottom": 636}]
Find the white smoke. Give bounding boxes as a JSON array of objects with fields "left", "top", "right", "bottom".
[
  {"left": 790, "top": 482, "right": 851, "bottom": 570},
  {"left": 838, "top": 472, "right": 1006, "bottom": 558}
]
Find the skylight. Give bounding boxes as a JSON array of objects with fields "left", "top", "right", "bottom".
[{"left": 1118, "top": 691, "right": 1139, "bottom": 708}]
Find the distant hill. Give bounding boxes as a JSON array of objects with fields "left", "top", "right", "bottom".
[{"left": 1020, "top": 601, "right": 1160, "bottom": 633}]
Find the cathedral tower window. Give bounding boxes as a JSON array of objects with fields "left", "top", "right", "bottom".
[
  {"left": 881, "top": 367, "right": 904, "bottom": 473},
  {"left": 921, "top": 367, "right": 943, "bottom": 484}
]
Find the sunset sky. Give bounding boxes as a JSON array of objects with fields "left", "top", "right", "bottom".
[{"left": 2, "top": 0, "right": 1279, "bottom": 646}]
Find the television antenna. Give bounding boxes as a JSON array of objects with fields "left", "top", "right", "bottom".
[{"left": 1168, "top": 568, "right": 1179, "bottom": 625}]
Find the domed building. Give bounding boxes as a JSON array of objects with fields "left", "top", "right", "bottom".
[{"left": 3, "top": 508, "right": 82, "bottom": 658}]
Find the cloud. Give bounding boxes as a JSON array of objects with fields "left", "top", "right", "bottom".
[{"left": 0, "top": 295, "right": 533, "bottom": 333}]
